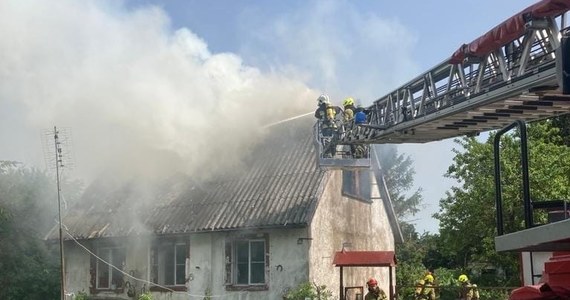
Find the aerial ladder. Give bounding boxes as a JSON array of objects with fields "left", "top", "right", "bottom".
[
  {"left": 313, "top": 0, "right": 570, "bottom": 298},
  {"left": 315, "top": 0, "right": 570, "bottom": 170}
]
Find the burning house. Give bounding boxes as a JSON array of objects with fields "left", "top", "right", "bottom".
[{"left": 46, "top": 116, "right": 402, "bottom": 300}]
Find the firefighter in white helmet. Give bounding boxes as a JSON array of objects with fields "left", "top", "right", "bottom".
[{"left": 314, "top": 94, "right": 338, "bottom": 157}]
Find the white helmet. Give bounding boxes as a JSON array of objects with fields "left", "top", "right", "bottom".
[{"left": 317, "top": 94, "right": 330, "bottom": 105}]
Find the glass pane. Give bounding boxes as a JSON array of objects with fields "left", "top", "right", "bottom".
[
  {"left": 236, "top": 241, "right": 248, "bottom": 263},
  {"left": 164, "top": 245, "right": 174, "bottom": 285},
  {"left": 150, "top": 247, "right": 158, "bottom": 284},
  {"left": 97, "top": 248, "right": 110, "bottom": 288},
  {"left": 359, "top": 171, "right": 371, "bottom": 200},
  {"left": 250, "top": 241, "right": 265, "bottom": 262},
  {"left": 236, "top": 262, "right": 248, "bottom": 284},
  {"left": 111, "top": 248, "right": 125, "bottom": 288},
  {"left": 175, "top": 244, "right": 186, "bottom": 265},
  {"left": 175, "top": 265, "right": 185, "bottom": 285},
  {"left": 342, "top": 170, "right": 356, "bottom": 195},
  {"left": 250, "top": 262, "right": 265, "bottom": 284}
]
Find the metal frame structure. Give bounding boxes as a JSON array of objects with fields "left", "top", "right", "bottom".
[
  {"left": 339, "top": 4, "right": 570, "bottom": 145},
  {"left": 313, "top": 122, "right": 371, "bottom": 170}
]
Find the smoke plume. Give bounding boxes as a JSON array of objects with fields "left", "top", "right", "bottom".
[{"left": 0, "top": 0, "right": 316, "bottom": 181}]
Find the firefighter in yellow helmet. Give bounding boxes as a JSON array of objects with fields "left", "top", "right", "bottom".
[
  {"left": 365, "top": 277, "right": 387, "bottom": 300},
  {"left": 414, "top": 273, "right": 436, "bottom": 300},
  {"left": 342, "top": 97, "right": 356, "bottom": 122},
  {"left": 458, "top": 274, "right": 479, "bottom": 300},
  {"left": 341, "top": 96, "right": 366, "bottom": 158}
]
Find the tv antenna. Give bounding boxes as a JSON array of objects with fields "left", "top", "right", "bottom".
[{"left": 42, "top": 126, "right": 74, "bottom": 300}]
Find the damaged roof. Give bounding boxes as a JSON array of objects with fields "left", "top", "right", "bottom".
[{"left": 48, "top": 116, "right": 328, "bottom": 240}]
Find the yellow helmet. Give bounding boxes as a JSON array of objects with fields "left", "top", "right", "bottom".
[
  {"left": 424, "top": 274, "right": 434, "bottom": 283},
  {"left": 458, "top": 274, "right": 468, "bottom": 283},
  {"left": 343, "top": 97, "right": 355, "bottom": 107}
]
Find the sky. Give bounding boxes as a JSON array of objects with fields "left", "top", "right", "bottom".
[{"left": 0, "top": 0, "right": 538, "bottom": 233}]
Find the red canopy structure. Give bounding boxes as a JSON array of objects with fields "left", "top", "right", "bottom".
[
  {"left": 333, "top": 250, "right": 396, "bottom": 300},
  {"left": 450, "top": 0, "right": 570, "bottom": 64},
  {"left": 510, "top": 252, "right": 570, "bottom": 300}
]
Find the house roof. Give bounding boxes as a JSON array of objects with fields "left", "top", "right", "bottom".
[
  {"left": 332, "top": 250, "right": 396, "bottom": 267},
  {"left": 49, "top": 116, "right": 328, "bottom": 240}
]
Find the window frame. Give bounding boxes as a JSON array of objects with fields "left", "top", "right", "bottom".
[
  {"left": 225, "top": 233, "right": 269, "bottom": 291},
  {"left": 342, "top": 169, "right": 372, "bottom": 202},
  {"left": 149, "top": 238, "right": 189, "bottom": 292},
  {"left": 89, "top": 243, "right": 126, "bottom": 294}
]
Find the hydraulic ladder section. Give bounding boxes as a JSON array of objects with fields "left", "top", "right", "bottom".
[
  {"left": 339, "top": 0, "right": 570, "bottom": 145},
  {"left": 314, "top": 121, "right": 371, "bottom": 170}
]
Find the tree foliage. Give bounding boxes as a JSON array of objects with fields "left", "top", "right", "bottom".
[
  {"left": 373, "top": 145, "right": 429, "bottom": 297},
  {"left": 375, "top": 145, "right": 423, "bottom": 220},
  {"left": 0, "top": 161, "right": 83, "bottom": 300},
  {"left": 434, "top": 121, "right": 570, "bottom": 286}
]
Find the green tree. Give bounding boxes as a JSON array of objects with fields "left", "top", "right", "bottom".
[
  {"left": 551, "top": 114, "right": 570, "bottom": 146},
  {"left": 374, "top": 145, "right": 427, "bottom": 298},
  {"left": 434, "top": 121, "right": 570, "bottom": 286},
  {"left": 374, "top": 145, "right": 423, "bottom": 220},
  {"left": 0, "top": 161, "right": 83, "bottom": 300}
]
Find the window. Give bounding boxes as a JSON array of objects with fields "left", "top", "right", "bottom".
[
  {"left": 96, "top": 247, "right": 125, "bottom": 290},
  {"left": 225, "top": 234, "right": 268, "bottom": 290},
  {"left": 342, "top": 170, "right": 371, "bottom": 202},
  {"left": 150, "top": 240, "right": 188, "bottom": 288}
]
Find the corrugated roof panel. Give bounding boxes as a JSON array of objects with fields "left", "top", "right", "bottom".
[{"left": 49, "top": 116, "right": 326, "bottom": 240}]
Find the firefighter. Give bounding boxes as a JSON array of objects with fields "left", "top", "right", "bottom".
[
  {"left": 341, "top": 97, "right": 366, "bottom": 158},
  {"left": 314, "top": 94, "right": 337, "bottom": 157},
  {"left": 414, "top": 273, "right": 436, "bottom": 300},
  {"left": 458, "top": 274, "right": 479, "bottom": 300},
  {"left": 365, "top": 277, "right": 387, "bottom": 300},
  {"left": 354, "top": 105, "right": 368, "bottom": 125},
  {"left": 342, "top": 97, "right": 356, "bottom": 122}
]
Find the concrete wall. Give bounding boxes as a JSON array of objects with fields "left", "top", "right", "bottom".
[
  {"left": 309, "top": 170, "right": 395, "bottom": 299},
  {"left": 188, "top": 228, "right": 310, "bottom": 300},
  {"left": 64, "top": 237, "right": 152, "bottom": 300},
  {"left": 64, "top": 228, "right": 311, "bottom": 300}
]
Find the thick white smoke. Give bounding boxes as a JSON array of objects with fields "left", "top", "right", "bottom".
[{"left": 0, "top": 0, "right": 315, "bottom": 181}]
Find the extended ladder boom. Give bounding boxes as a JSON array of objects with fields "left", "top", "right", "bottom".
[{"left": 341, "top": 0, "right": 570, "bottom": 145}]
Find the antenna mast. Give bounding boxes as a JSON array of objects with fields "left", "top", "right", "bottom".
[
  {"left": 54, "top": 126, "right": 66, "bottom": 300},
  {"left": 44, "top": 126, "right": 73, "bottom": 300}
]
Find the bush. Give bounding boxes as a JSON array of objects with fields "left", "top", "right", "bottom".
[
  {"left": 138, "top": 292, "right": 153, "bottom": 300},
  {"left": 74, "top": 291, "right": 89, "bottom": 300},
  {"left": 284, "top": 282, "right": 333, "bottom": 300}
]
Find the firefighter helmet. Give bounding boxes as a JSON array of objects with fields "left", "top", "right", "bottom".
[
  {"left": 424, "top": 274, "right": 434, "bottom": 283},
  {"left": 317, "top": 94, "right": 330, "bottom": 105},
  {"left": 367, "top": 277, "right": 378, "bottom": 287},
  {"left": 343, "top": 97, "right": 355, "bottom": 107},
  {"left": 458, "top": 274, "right": 469, "bottom": 283}
]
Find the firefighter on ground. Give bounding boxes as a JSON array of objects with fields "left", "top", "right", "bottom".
[
  {"left": 314, "top": 94, "right": 337, "bottom": 157},
  {"left": 414, "top": 273, "right": 436, "bottom": 300},
  {"left": 458, "top": 274, "right": 479, "bottom": 300},
  {"left": 365, "top": 277, "right": 387, "bottom": 300}
]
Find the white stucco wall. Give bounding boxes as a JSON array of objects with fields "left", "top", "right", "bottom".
[
  {"left": 64, "top": 228, "right": 311, "bottom": 300},
  {"left": 64, "top": 236, "right": 153, "bottom": 300},
  {"left": 309, "top": 170, "right": 395, "bottom": 299},
  {"left": 188, "top": 228, "right": 311, "bottom": 300},
  {"left": 64, "top": 242, "right": 92, "bottom": 298}
]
